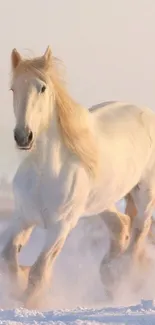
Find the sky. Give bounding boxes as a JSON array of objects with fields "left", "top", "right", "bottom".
[{"left": 0, "top": 0, "right": 155, "bottom": 179}]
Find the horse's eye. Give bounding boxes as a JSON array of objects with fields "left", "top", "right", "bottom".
[{"left": 41, "top": 85, "right": 46, "bottom": 93}]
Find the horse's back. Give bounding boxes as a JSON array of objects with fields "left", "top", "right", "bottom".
[
  {"left": 89, "top": 100, "right": 155, "bottom": 120},
  {"left": 89, "top": 101, "right": 116, "bottom": 112},
  {"left": 89, "top": 101, "right": 155, "bottom": 142},
  {"left": 87, "top": 101, "right": 155, "bottom": 205}
]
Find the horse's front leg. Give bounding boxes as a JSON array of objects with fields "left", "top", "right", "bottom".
[
  {"left": 0, "top": 218, "right": 34, "bottom": 293},
  {"left": 23, "top": 166, "right": 89, "bottom": 309},
  {"left": 23, "top": 220, "right": 75, "bottom": 309}
]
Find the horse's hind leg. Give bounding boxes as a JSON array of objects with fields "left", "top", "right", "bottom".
[
  {"left": 129, "top": 183, "right": 155, "bottom": 266},
  {"left": 99, "top": 206, "right": 131, "bottom": 299},
  {"left": 125, "top": 190, "right": 155, "bottom": 245},
  {"left": 100, "top": 194, "right": 137, "bottom": 274},
  {"left": 122, "top": 183, "right": 155, "bottom": 293},
  {"left": 101, "top": 206, "right": 131, "bottom": 257}
]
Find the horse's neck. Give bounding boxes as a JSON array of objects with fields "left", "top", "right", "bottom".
[{"left": 29, "top": 112, "right": 69, "bottom": 177}]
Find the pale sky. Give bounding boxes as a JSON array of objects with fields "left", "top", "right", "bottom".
[{"left": 0, "top": 0, "right": 155, "bottom": 179}]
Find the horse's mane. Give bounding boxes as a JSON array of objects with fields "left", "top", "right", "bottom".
[{"left": 12, "top": 53, "right": 100, "bottom": 178}]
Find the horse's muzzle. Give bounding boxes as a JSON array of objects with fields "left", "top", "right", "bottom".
[{"left": 14, "top": 127, "right": 33, "bottom": 150}]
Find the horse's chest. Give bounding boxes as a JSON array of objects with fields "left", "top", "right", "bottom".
[
  {"left": 38, "top": 175, "right": 65, "bottom": 210},
  {"left": 15, "top": 166, "right": 67, "bottom": 224}
]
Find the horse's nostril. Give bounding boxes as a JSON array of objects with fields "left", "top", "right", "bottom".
[
  {"left": 14, "top": 132, "right": 18, "bottom": 142},
  {"left": 28, "top": 131, "right": 33, "bottom": 143}
]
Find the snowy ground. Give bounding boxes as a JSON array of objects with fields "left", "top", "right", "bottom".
[
  {"left": 0, "top": 301, "right": 155, "bottom": 324},
  {"left": 0, "top": 198, "right": 155, "bottom": 324}
]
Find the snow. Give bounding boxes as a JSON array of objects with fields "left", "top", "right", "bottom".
[
  {"left": 0, "top": 193, "right": 155, "bottom": 324},
  {"left": 0, "top": 301, "right": 155, "bottom": 324}
]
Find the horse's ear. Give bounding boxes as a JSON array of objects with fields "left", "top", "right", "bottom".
[
  {"left": 43, "top": 46, "right": 52, "bottom": 63},
  {"left": 11, "top": 48, "right": 22, "bottom": 69}
]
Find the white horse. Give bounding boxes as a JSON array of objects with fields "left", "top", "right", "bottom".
[{"left": 2, "top": 45, "right": 155, "bottom": 308}]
